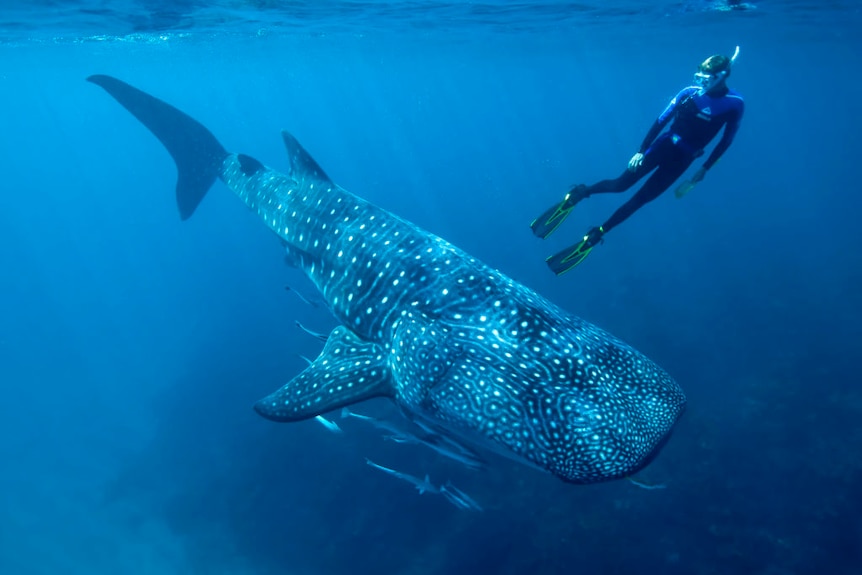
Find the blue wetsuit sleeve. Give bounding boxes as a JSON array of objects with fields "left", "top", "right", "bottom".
[
  {"left": 638, "top": 87, "right": 693, "bottom": 154},
  {"left": 703, "top": 98, "right": 744, "bottom": 170},
  {"left": 638, "top": 120, "right": 664, "bottom": 154}
]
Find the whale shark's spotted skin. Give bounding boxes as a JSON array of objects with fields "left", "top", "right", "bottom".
[
  {"left": 221, "top": 143, "right": 684, "bottom": 483},
  {"left": 89, "top": 75, "right": 685, "bottom": 484}
]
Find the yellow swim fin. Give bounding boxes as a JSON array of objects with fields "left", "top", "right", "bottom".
[
  {"left": 674, "top": 179, "right": 697, "bottom": 199},
  {"left": 530, "top": 184, "right": 587, "bottom": 239},
  {"left": 545, "top": 226, "right": 604, "bottom": 275}
]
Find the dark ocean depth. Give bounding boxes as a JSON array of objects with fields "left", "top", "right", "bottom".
[{"left": 1, "top": 2, "right": 860, "bottom": 574}]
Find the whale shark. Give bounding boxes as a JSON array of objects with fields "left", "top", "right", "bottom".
[{"left": 88, "top": 74, "right": 686, "bottom": 484}]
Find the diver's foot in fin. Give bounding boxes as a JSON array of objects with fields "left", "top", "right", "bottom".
[
  {"left": 546, "top": 226, "right": 604, "bottom": 275},
  {"left": 530, "top": 184, "right": 588, "bottom": 240}
]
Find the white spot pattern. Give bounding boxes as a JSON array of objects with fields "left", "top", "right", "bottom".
[{"left": 219, "top": 148, "right": 686, "bottom": 484}]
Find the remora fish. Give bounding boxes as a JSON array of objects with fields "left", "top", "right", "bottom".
[
  {"left": 88, "top": 75, "right": 686, "bottom": 484},
  {"left": 365, "top": 459, "right": 438, "bottom": 495},
  {"left": 342, "top": 407, "right": 487, "bottom": 470},
  {"left": 440, "top": 481, "right": 484, "bottom": 512},
  {"left": 366, "top": 460, "right": 482, "bottom": 511}
]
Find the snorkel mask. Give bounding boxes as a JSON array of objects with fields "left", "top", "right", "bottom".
[{"left": 694, "top": 46, "right": 740, "bottom": 93}]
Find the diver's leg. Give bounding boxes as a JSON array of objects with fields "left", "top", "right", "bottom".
[
  {"left": 544, "top": 141, "right": 688, "bottom": 273},
  {"left": 583, "top": 140, "right": 666, "bottom": 196},
  {"left": 600, "top": 158, "right": 691, "bottom": 233},
  {"left": 533, "top": 137, "right": 665, "bottom": 240},
  {"left": 583, "top": 167, "right": 642, "bottom": 195}
]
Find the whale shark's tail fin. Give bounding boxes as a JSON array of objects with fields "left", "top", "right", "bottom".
[{"left": 87, "top": 74, "right": 228, "bottom": 220}]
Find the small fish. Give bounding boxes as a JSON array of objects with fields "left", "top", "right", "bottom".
[
  {"left": 423, "top": 435, "right": 486, "bottom": 470},
  {"left": 381, "top": 432, "right": 416, "bottom": 444},
  {"left": 284, "top": 284, "right": 321, "bottom": 308},
  {"left": 347, "top": 408, "right": 486, "bottom": 470},
  {"left": 413, "top": 419, "right": 478, "bottom": 457},
  {"left": 314, "top": 415, "right": 343, "bottom": 434},
  {"left": 366, "top": 459, "right": 438, "bottom": 495},
  {"left": 295, "top": 321, "right": 329, "bottom": 342},
  {"left": 440, "top": 481, "right": 483, "bottom": 512},
  {"left": 626, "top": 476, "right": 667, "bottom": 490},
  {"left": 341, "top": 407, "right": 407, "bottom": 436}
]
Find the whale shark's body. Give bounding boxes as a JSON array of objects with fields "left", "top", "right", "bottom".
[{"left": 89, "top": 75, "right": 685, "bottom": 484}]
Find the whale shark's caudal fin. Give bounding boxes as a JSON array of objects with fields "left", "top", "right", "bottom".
[
  {"left": 254, "top": 326, "right": 394, "bottom": 422},
  {"left": 87, "top": 75, "right": 229, "bottom": 220}
]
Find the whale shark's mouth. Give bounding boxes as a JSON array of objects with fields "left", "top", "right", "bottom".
[{"left": 627, "top": 424, "right": 680, "bottom": 476}]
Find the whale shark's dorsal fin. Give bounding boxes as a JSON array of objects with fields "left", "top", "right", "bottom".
[{"left": 281, "top": 130, "right": 333, "bottom": 186}]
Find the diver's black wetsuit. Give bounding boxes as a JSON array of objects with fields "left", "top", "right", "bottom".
[{"left": 588, "top": 84, "right": 744, "bottom": 232}]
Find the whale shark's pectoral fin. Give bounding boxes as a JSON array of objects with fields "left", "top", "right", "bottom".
[
  {"left": 281, "top": 130, "right": 333, "bottom": 187},
  {"left": 254, "top": 326, "right": 393, "bottom": 422}
]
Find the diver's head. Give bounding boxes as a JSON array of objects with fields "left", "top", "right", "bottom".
[{"left": 694, "top": 54, "right": 731, "bottom": 94}]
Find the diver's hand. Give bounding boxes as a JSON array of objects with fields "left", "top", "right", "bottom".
[
  {"left": 627, "top": 153, "right": 644, "bottom": 172},
  {"left": 691, "top": 167, "right": 707, "bottom": 183}
]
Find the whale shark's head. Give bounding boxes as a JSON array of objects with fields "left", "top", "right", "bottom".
[
  {"left": 388, "top": 308, "right": 686, "bottom": 484},
  {"left": 546, "top": 343, "right": 686, "bottom": 483},
  {"left": 493, "top": 333, "right": 687, "bottom": 484}
]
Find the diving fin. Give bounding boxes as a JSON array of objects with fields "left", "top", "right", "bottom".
[
  {"left": 530, "top": 184, "right": 587, "bottom": 239},
  {"left": 674, "top": 179, "right": 697, "bottom": 199},
  {"left": 546, "top": 226, "right": 604, "bottom": 275}
]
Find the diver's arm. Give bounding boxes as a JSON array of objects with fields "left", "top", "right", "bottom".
[
  {"left": 690, "top": 124, "right": 737, "bottom": 184},
  {"left": 629, "top": 118, "right": 667, "bottom": 171},
  {"left": 628, "top": 119, "right": 664, "bottom": 171},
  {"left": 702, "top": 100, "right": 744, "bottom": 171},
  {"left": 629, "top": 111, "right": 673, "bottom": 171},
  {"left": 702, "top": 120, "right": 739, "bottom": 170},
  {"left": 638, "top": 87, "right": 692, "bottom": 153},
  {"left": 630, "top": 88, "right": 693, "bottom": 171},
  {"left": 638, "top": 120, "right": 664, "bottom": 154}
]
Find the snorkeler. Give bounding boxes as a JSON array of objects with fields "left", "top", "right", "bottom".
[{"left": 531, "top": 47, "right": 745, "bottom": 274}]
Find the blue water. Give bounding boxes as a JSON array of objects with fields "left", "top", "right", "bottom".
[{"left": 1, "top": 1, "right": 861, "bottom": 574}]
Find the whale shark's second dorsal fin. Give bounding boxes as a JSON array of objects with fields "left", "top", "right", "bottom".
[{"left": 281, "top": 130, "right": 332, "bottom": 186}]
